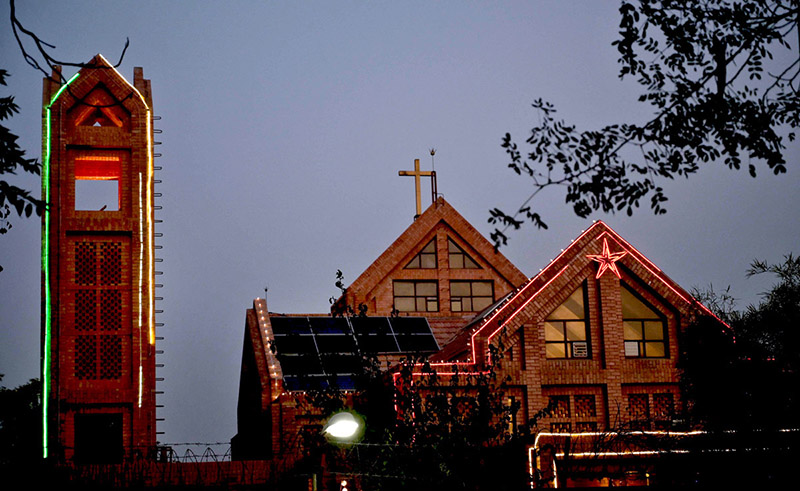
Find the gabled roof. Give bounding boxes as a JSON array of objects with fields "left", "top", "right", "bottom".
[
  {"left": 432, "top": 220, "right": 727, "bottom": 365},
  {"left": 340, "top": 197, "right": 527, "bottom": 309}
]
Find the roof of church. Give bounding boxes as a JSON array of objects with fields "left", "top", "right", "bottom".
[{"left": 432, "top": 220, "right": 728, "bottom": 364}]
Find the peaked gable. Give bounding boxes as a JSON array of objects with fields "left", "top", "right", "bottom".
[
  {"left": 337, "top": 197, "right": 527, "bottom": 343},
  {"left": 434, "top": 220, "right": 726, "bottom": 365}
]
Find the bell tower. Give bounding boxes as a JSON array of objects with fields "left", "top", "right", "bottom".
[{"left": 41, "top": 55, "right": 157, "bottom": 462}]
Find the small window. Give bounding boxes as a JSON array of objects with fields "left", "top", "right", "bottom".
[
  {"left": 75, "top": 157, "right": 121, "bottom": 211},
  {"left": 448, "top": 238, "right": 480, "bottom": 269},
  {"left": 405, "top": 239, "right": 437, "bottom": 269},
  {"left": 622, "top": 283, "right": 666, "bottom": 358},
  {"left": 545, "top": 284, "right": 589, "bottom": 359},
  {"left": 450, "top": 280, "right": 493, "bottom": 312},
  {"left": 393, "top": 280, "right": 438, "bottom": 312}
]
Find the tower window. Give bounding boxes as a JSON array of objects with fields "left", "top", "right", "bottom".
[
  {"left": 544, "top": 284, "right": 590, "bottom": 358},
  {"left": 74, "top": 157, "right": 121, "bottom": 211}
]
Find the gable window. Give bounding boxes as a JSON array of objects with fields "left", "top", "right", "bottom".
[
  {"left": 405, "top": 239, "right": 437, "bottom": 269},
  {"left": 622, "top": 283, "right": 667, "bottom": 358},
  {"left": 450, "top": 280, "right": 493, "bottom": 312},
  {"left": 393, "top": 280, "right": 438, "bottom": 312},
  {"left": 544, "top": 283, "right": 589, "bottom": 359},
  {"left": 448, "top": 238, "right": 480, "bottom": 269}
]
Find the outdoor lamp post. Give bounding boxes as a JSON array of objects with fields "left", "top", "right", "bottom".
[{"left": 314, "top": 411, "right": 364, "bottom": 491}]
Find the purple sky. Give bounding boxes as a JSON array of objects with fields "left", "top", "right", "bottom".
[{"left": 1, "top": 1, "right": 798, "bottom": 450}]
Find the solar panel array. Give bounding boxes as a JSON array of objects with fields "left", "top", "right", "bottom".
[{"left": 269, "top": 316, "right": 439, "bottom": 391}]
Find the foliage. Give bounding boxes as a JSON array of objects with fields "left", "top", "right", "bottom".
[
  {"left": 0, "top": 68, "right": 44, "bottom": 273},
  {"left": 291, "top": 280, "right": 542, "bottom": 490},
  {"left": 0, "top": 376, "right": 41, "bottom": 466},
  {"left": 681, "top": 254, "right": 800, "bottom": 431},
  {"left": 491, "top": 0, "right": 799, "bottom": 247}
]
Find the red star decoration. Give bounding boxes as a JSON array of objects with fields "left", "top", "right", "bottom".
[{"left": 586, "top": 238, "right": 627, "bottom": 279}]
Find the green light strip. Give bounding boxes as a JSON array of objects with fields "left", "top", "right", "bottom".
[{"left": 42, "top": 72, "right": 80, "bottom": 459}]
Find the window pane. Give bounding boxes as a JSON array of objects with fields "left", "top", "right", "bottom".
[
  {"left": 645, "top": 342, "right": 665, "bottom": 357},
  {"left": 644, "top": 321, "right": 664, "bottom": 340},
  {"left": 624, "top": 341, "right": 641, "bottom": 357},
  {"left": 548, "top": 288, "right": 584, "bottom": 320},
  {"left": 416, "top": 298, "right": 427, "bottom": 311},
  {"left": 621, "top": 285, "right": 659, "bottom": 319},
  {"left": 464, "top": 256, "right": 479, "bottom": 268},
  {"left": 394, "top": 282, "right": 414, "bottom": 296},
  {"left": 566, "top": 321, "right": 587, "bottom": 341},
  {"left": 451, "top": 299, "right": 463, "bottom": 312},
  {"left": 544, "top": 321, "right": 564, "bottom": 341},
  {"left": 472, "top": 281, "right": 493, "bottom": 296},
  {"left": 416, "top": 282, "right": 437, "bottom": 296},
  {"left": 546, "top": 343, "right": 566, "bottom": 358},
  {"left": 448, "top": 255, "right": 463, "bottom": 269},
  {"left": 426, "top": 299, "right": 438, "bottom": 311},
  {"left": 395, "top": 297, "right": 415, "bottom": 312},
  {"left": 623, "top": 321, "right": 642, "bottom": 340},
  {"left": 422, "top": 240, "right": 436, "bottom": 253},
  {"left": 451, "top": 282, "right": 471, "bottom": 296},
  {"left": 472, "top": 296, "right": 492, "bottom": 311},
  {"left": 420, "top": 254, "right": 436, "bottom": 268}
]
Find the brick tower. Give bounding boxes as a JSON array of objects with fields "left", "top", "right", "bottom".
[{"left": 41, "top": 55, "right": 158, "bottom": 462}]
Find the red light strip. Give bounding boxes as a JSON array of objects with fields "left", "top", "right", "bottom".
[{"left": 396, "top": 220, "right": 730, "bottom": 393}]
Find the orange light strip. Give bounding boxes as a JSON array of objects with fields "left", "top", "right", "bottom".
[{"left": 146, "top": 111, "right": 154, "bottom": 345}]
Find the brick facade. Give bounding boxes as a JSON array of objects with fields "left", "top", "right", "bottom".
[{"left": 42, "top": 56, "right": 158, "bottom": 462}]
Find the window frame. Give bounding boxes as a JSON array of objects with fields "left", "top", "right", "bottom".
[
  {"left": 621, "top": 282, "right": 668, "bottom": 359},
  {"left": 544, "top": 282, "right": 591, "bottom": 359},
  {"left": 449, "top": 280, "right": 494, "bottom": 312},
  {"left": 393, "top": 280, "right": 439, "bottom": 312}
]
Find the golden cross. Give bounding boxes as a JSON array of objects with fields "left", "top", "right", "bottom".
[{"left": 398, "top": 158, "right": 434, "bottom": 217}]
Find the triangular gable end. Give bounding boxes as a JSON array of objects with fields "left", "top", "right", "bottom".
[
  {"left": 338, "top": 197, "right": 527, "bottom": 344},
  {"left": 433, "top": 220, "right": 727, "bottom": 366}
]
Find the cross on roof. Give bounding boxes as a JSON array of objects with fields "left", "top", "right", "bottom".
[{"left": 398, "top": 158, "right": 436, "bottom": 218}]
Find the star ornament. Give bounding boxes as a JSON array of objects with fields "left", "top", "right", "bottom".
[{"left": 587, "top": 238, "right": 627, "bottom": 279}]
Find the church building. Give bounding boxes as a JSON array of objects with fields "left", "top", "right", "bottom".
[{"left": 234, "top": 160, "right": 727, "bottom": 487}]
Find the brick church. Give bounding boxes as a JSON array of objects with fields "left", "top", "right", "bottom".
[{"left": 233, "top": 172, "right": 726, "bottom": 485}]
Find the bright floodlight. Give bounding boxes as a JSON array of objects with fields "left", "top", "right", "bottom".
[{"left": 323, "top": 412, "right": 361, "bottom": 439}]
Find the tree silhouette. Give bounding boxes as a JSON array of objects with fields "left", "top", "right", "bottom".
[{"left": 491, "top": 0, "right": 800, "bottom": 247}]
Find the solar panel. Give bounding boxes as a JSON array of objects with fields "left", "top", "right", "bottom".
[{"left": 268, "top": 315, "right": 439, "bottom": 391}]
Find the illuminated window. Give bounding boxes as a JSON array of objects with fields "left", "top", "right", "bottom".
[
  {"left": 450, "top": 280, "right": 493, "bottom": 312},
  {"left": 405, "top": 239, "right": 436, "bottom": 269},
  {"left": 74, "top": 157, "right": 121, "bottom": 211},
  {"left": 393, "top": 281, "right": 438, "bottom": 312},
  {"left": 544, "top": 284, "right": 589, "bottom": 359},
  {"left": 622, "top": 283, "right": 666, "bottom": 358},
  {"left": 448, "top": 238, "right": 480, "bottom": 269}
]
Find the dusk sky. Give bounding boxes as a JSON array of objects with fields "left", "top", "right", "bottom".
[{"left": 1, "top": 1, "right": 798, "bottom": 451}]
